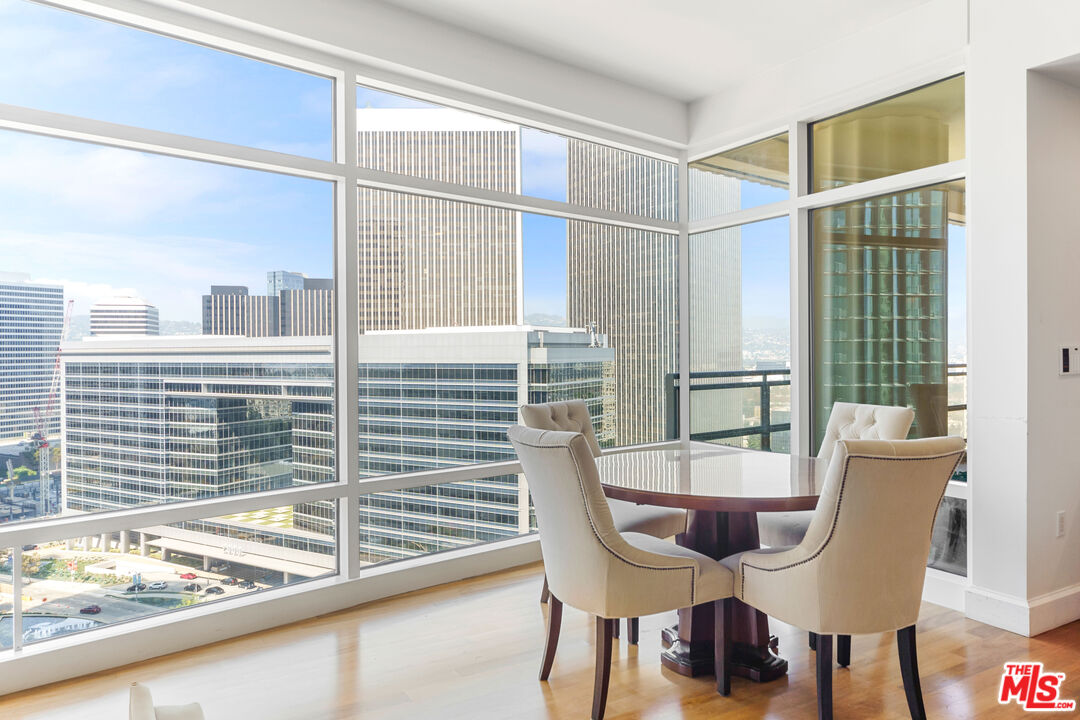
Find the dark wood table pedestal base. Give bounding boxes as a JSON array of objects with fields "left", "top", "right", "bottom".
[
  {"left": 660, "top": 509, "right": 789, "bottom": 683},
  {"left": 659, "top": 625, "right": 786, "bottom": 681}
]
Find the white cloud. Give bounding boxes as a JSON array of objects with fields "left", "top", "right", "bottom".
[
  {"left": 0, "top": 133, "right": 228, "bottom": 224},
  {"left": 0, "top": 230, "right": 266, "bottom": 321}
]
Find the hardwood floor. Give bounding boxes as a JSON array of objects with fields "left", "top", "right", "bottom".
[{"left": 1, "top": 562, "right": 1077, "bottom": 719}]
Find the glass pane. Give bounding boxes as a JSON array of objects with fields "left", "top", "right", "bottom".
[
  {"left": 689, "top": 133, "right": 789, "bottom": 219},
  {"left": 0, "top": 129, "right": 334, "bottom": 526},
  {"left": 358, "top": 476, "right": 531, "bottom": 565},
  {"left": 811, "top": 180, "right": 966, "bottom": 452},
  {"left": 0, "top": 0, "right": 332, "bottom": 159},
  {"left": 4, "top": 505, "right": 335, "bottom": 649},
  {"left": 357, "top": 187, "right": 675, "bottom": 461},
  {"left": 356, "top": 85, "right": 678, "bottom": 221},
  {"left": 690, "top": 217, "right": 790, "bottom": 451},
  {"left": 811, "top": 75, "right": 964, "bottom": 192}
]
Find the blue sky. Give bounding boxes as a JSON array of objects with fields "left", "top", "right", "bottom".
[{"left": 0, "top": 0, "right": 965, "bottom": 346}]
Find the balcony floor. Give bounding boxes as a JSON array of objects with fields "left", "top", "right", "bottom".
[{"left": 1, "top": 562, "right": 1077, "bottom": 718}]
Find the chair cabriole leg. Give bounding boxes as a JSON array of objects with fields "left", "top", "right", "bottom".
[
  {"left": 628, "top": 617, "right": 639, "bottom": 645},
  {"left": 539, "top": 595, "right": 562, "bottom": 681},
  {"left": 816, "top": 632, "right": 833, "bottom": 720},
  {"left": 837, "top": 634, "right": 851, "bottom": 667},
  {"left": 592, "top": 617, "right": 614, "bottom": 720},
  {"left": 540, "top": 575, "right": 550, "bottom": 604},
  {"left": 714, "top": 598, "right": 733, "bottom": 696},
  {"left": 897, "top": 625, "right": 927, "bottom": 720}
]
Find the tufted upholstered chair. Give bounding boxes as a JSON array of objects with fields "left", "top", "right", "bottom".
[
  {"left": 758, "top": 402, "right": 915, "bottom": 549},
  {"left": 129, "top": 683, "right": 205, "bottom": 720},
  {"left": 722, "top": 437, "right": 965, "bottom": 720},
  {"left": 509, "top": 425, "right": 735, "bottom": 720},
  {"left": 520, "top": 400, "right": 687, "bottom": 643}
]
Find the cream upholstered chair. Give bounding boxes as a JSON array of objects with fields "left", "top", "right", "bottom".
[
  {"left": 508, "top": 425, "right": 735, "bottom": 720},
  {"left": 758, "top": 402, "right": 915, "bottom": 549},
  {"left": 721, "top": 437, "right": 965, "bottom": 720},
  {"left": 520, "top": 400, "right": 686, "bottom": 644},
  {"left": 129, "top": 683, "right": 205, "bottom": 720},
  {"left": 758, "top": 402, "right": 915, "bottom": 656}
]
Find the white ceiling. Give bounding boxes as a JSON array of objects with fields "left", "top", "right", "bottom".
[{"left": 375, "top": 0, "right": 937, "bottom": 102}]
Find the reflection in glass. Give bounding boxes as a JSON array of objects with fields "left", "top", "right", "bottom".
[
  {"left": 689, "top": 133, "right": 789, "bottom": 220},
  {"left": 811, "top": 75, "right": 964, "bottom": 192},
  {"left": 356, "top": 85, "right": 678, "bottom": 221},
  {"left": 690, "top": 217, "right": 790, "bottom": 452},
  {"left": 811, "top": 180, "right": 966, "bottom": 451}
]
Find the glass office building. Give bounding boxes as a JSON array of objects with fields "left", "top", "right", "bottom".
[{"left": 61, "top": 327, "right": 613, "bottom": 564}]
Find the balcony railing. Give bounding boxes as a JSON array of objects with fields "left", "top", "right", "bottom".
[
  {"left": 665, "top": 369, "right": 792, "bottom": 451},
  {"left": 666, "top": 363, "right": 967, "bottom": 454}
]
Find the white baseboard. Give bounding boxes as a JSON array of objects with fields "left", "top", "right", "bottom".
[
  {"left": 965, "top": 585, "right": 1032, "bottom": 636},
  {"left": 0, "top": 535, "right": 542, "bottom": 696},
  {"left": 922, "top": 568, "right": 968, "bottom": 612},
  {"left": 1029, "top": 581, "right": 1080, "bottom": 636},
  {"left": 964, "top": 581, "right": 1080, "bottom": 637}
]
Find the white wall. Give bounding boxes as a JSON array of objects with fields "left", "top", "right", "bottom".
[
  {"left": 130, "top": 0, "right": 688, "bottom": 150},
  {"left": 963, "top": 0, "right": 1080, "bottom": 635},
  {"left": 687, "top": 0, "right": 967, "bottom": 153}
]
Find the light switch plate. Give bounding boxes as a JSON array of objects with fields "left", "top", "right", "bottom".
[{"left": 1061, "top": 346, "right": 1080, "bottom": 375}]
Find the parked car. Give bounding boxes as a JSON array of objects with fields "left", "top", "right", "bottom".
[
  {"left": 209, "top": 563, "right": 228, "bottom": 573},
  {"left": 80, "top": 605, "right": 101, "bottom": 614},
  {"left": 183, "top": 583, "right": 202, "bottom": 592},
  {"left": 204, "top": 586, "right": 225, "bottom": 596},
  {"left": 147, "top": 581, "right": 168, "bottom": 591},
  {"left": 179, "top": 572, "right": 197, "bottom": 580},
  {"left": 220, "top": 577, "right": 239, "bottom": 586},
  {"left": 237, "top": 579, "right": 257, "bottom": 589},
  {"left": 126, "top": 583, "right": 147, "bottom": 592}
]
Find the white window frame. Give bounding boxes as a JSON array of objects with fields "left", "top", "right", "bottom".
[{"left": 0, "top": 0, "right": 681, "bottom": 685}]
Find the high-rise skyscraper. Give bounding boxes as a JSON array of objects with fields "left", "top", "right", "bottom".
[
  {"left": 356, "top": 108, "right": 521, "bottom": 331},
  {"left": 201, "top": 272, "right": 333, "bottom": 337},
  {"left": 89, "top": 296, "right": 159, "bottom": 336},
  {"left": 0, "top": 272, "right": 63, "bottom": 441},
  {"left": 566, "top": 140, "right": 702, "bottom": 447}
]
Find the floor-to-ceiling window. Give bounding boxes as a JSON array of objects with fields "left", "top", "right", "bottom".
[
  {"left": 689, "top": 74, "right": 967, "bottom": 575},
  {"left": 0, "top": 0, "right": 679, "bottom": 660}
]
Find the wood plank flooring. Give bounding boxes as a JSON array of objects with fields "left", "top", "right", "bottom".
[{"left": 1, "top": 562, "right": 1077, "bottom": 719}]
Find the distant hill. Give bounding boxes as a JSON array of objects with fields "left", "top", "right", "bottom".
[
  {"left": 66, "top": 315, "right": 201, "bottom": 340},
  {"left": 524, "top": 313, "right": 567, "bottom": 327}
]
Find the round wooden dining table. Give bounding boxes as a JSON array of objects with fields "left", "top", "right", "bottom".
[{"left": 595, "top": 442, "right": 825, "bottom": 683}]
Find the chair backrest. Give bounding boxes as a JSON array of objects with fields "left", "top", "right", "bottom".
[
  {"left": 818, "top": 402, "right": 915, "bottom": 462},
  {"left": 508, "top": 424, "right": 699, "bottom": 617},
  {"left": 801, "top": 436, "right": 965, "bottom": 634},
  {"left": 520, "top": 400, "right": 602, "bottom": 457}
]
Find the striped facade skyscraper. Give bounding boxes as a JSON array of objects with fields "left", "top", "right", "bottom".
[
  {"left": 201, "top": 272, "right": 333, "bottom": 337},
  {"left": 89, "top": 296, "right": 160, "bottom": 336},
  {"left": 0, "top": 272, "right": 64, "bottom": 441},
  {"left": 356, "top": 108, "right": 522, "bottom": 331}
]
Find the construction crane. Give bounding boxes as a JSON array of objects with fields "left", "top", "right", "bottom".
[{"left": 32, "top": 299, "right": 74, "bottom": 517}]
